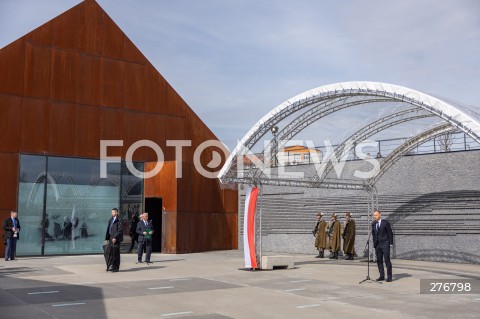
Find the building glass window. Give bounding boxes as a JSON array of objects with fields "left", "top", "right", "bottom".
[
  {"left": 16, "top": 155, "right": 143, "bottom": 256},
  {"left": 121, "top": 161, "right": 144, "bottom": 231},
  {"left": 16, "top": 155, "right": 47, "bottom": 256}
]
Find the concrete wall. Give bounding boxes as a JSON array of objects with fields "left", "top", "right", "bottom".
[{"left": 239, "top": 150, "right": 480, "bottom": 264}]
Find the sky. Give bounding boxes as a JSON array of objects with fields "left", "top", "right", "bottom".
[{"left": 1, "top": 0, "right": 479, "bottom": 150}]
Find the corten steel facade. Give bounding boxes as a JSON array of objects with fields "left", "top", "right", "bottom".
[{"left": 0, "top": 0, "right": 238, "bottom": 257}]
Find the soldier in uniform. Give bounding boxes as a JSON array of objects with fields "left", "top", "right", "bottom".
[
  {"left": 328, "top": 213, "right": 341, "bottom": 259},
  {"left": 342, "top": 212, "right": 356, "bottom": 260},
  {"left": 314, "top": 212, "right": 327, "bottom": 258}
]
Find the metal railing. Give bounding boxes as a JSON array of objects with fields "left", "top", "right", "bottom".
[{"left": 278, "top": 132, "right": 480, "bottom": 165}]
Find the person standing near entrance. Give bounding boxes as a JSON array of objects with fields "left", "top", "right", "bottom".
[
  {"left": 104, "top": 208, "right": 123, "bottom": 272},
  {"left": 127, "top": 213, "right": 139, "bottom": 253},
  {"left": 3, "top": 211, "right": 21, "bottom": 261},
  {"left": 372, "top": 210, "right": 394, "bottom": 282},
  {"left": 137, "top": 212, "right": 154, "bottom": 264}
]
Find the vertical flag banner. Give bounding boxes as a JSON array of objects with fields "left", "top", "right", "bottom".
[{"left": 244, "top": 186, "right": 259, "bottom": 268}]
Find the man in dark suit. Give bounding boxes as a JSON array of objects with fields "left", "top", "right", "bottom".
[
  {"left": 136, "top": 212, "right": 154, "bottom": 264},
  {"left": 3, "top": 211, "right": 21, "bottom": 261},
  {"left": 127, "top": 213, "right": 139, "bottom": 253},
  {"left": 104, "top": 208, "right": 123, "bottom": 272},
  {"left": 372, "top": 210, "right": 394, "bottom": 282}
]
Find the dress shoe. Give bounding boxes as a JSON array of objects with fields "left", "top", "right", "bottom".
[
  {"left": 376, "top": 276, "right": 385, "bottom": 281},
  {"left": 146, "top": 260, "right": 151, "bottom": 264},
  {"left": 137, "top": 260, "right": 143, "bottom": 263},
  {"left": 386, "top": 278, "right": 392, "bottom": 282},
  {"left": 111, "top": 268, "right": 119, "bottom": 272}
]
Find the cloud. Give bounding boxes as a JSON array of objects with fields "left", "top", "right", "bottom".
[{"left": 1, "top": 0, "right": 479, "bottom": 150}]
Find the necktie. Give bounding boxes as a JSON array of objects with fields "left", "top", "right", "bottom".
[
  {"left": 110, "top": 218, "right": 115, "bottom": 235},
  {"left": 144, "top": 221, "right": 147, "bottom": 226},
  {"left": 13, "top": 219, "right": 16, "bottom": 228},
  {"left": 376, "top": 222, "right": 380, "bottom": 231}
]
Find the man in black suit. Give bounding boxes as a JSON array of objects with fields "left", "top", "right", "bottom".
[
  {"left": 3, "top": 211, "right": 21, "bottom": 261},
  {"left": 136, "top": 212, "right": 154, "bottom": 264},
  {"left": 104, "top": 208, "right": 123, "bottom": 272},
  {"left": 372, "top": 210, "right": 394, "bottom": 282}
]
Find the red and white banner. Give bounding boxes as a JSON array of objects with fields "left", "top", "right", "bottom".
[{"left": 243, "top": 186, "right": 259, "bottom": 268}]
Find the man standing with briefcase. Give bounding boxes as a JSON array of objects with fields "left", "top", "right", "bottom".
[{"left": 104, "top": 208, "right": 123, "bottom": 272}]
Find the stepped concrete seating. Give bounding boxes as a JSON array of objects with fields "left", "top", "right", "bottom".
[{"left": 240, "top": 190, "right": 480, "bottom": 237}]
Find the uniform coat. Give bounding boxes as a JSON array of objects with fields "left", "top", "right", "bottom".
[
  {"left": 342, "top": 219, "right": 356, "bottom": 255},
  {"left": 329, "top": 220, "right": 341, "bottom": 252},
  {"left": 315, "top": 220, "right": 328, "bottom": 249}
]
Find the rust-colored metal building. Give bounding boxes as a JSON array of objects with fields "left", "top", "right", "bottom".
[{"left": 0, "top": 0, "right": 237, "bottom": 257}]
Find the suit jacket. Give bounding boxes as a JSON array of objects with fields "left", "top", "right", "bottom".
[
  {"left": 3, "top": 217, "right": 21, "bottom": 240},
  {"left": 136, "top": 219, "right": 154, "bottom": 242},
  {"left": 105, "top": 217, "right": 123, "bottom": 243},
  {"left": 372, "top": 219, "right": 393, "bottom": 248},
  {"left": 129, "top": 216, "right": 139, "bottom": 236}
]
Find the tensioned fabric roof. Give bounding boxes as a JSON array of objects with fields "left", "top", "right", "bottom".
[{"left": 219, "top": 81, "right": 480, "bottom": 189}]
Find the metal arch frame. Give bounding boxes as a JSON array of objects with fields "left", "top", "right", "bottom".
[
  {"left": 231, "top": 96, "right": 404, "bottom": 182},
  {"left": 221, "top": 81, "right": 480, "bottom": 269},
  {"left": 220, "top": 96, "right": 349, "bottom": 178},
  {"left": 263, "top": 96, "right": 394, "bottom": 170},
  {"left": 219, "top": 82, "right": 480, "bottom": 188},
  {"left": 241, "top": 95, "right": 348, "bottom": 152},
  {"left": 319, "top": 108, "right": 435, "bottom": 180},
  {"left": 381, "top": 92, "right": 480, "bottom": 144},
  {"left": 366, "top": 186, "right": 379, "bottom": 261},
  {"left": 367, "top": 123, "right": 456, "bottom": 186},
  {"left": 225, "top": 175, "right": 368, "bottom": 190}
]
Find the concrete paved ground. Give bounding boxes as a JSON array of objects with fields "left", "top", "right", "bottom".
[{"left": 1, "top": 250, "right": 479, "bottom": 319}]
